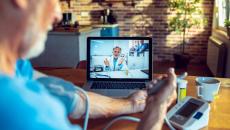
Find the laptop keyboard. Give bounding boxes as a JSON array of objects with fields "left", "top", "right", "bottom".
[{"left": 91, "top": 82, "right": 146, "bottom": 89}]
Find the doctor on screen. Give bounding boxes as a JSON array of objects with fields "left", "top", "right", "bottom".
[{"left": 104, "top": 46, "right": 128, "bottom": 71}]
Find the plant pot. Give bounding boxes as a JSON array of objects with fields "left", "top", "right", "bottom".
[
  {"left": 227, "top": 27, "right": 230, "bottom": 38},
  {"left": 173, "top": 53, "right": 191, "bottom": 69}
]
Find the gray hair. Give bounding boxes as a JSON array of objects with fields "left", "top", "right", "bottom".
[{"left": 113, "top": 46, "right": 121, "bottom": 51}]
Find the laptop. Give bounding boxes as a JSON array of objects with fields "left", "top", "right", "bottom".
[{"left": 83, "top": 37, "right": 152, "bottom": 97}]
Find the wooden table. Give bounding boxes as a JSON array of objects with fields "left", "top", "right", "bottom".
[{"left": 39, "top": 69, "right": 230, "bottom": 130}]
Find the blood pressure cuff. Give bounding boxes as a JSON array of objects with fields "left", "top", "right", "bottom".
[{"left": 37, "top": 76, "right": 80, "bottom": 114}]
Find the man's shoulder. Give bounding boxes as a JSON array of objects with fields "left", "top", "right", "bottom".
[
  {"left": 0, "top": 74, "right": 22, "bottom": 90},
  {"left": 0, "top": 74, "right": 75, "bottom": 130},
  {"left": 0, "top": 73, "right": 46, "bottom": 94},
  {"left": 0, "top": 74, "right": 39, "bottom": 100},
  {"left": 0, "top": 74, "right": 32, "bottom": 109}
]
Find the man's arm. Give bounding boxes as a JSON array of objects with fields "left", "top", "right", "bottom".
[
  {"left": 137, "top": 98, "right": 168, "bottom": 130},
  {"left": 117, "top": 63, "right": 123, "bottom": 70},
  {"left": 118, "top": 57, "right": 128, "bottom": 71},
  {"left": 104, "top": 58, "right": 111, "bottom": 71},
  {"left": 33, "top": 69, "right": 146, "bottom": 119},
  {"left": 70, "top": 90, "right": 147, "bottom": 119},
  {"left": 137, "top": 68, "right": 177, "bottom": 130},
  {"left": 33, "top": 68, "right": 147, "bottom": 119},
  {"left": 104, "top": 66, "right": 111, "bottom": 71}
]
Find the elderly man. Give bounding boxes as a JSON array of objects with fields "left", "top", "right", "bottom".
[
  {"left": 104, "top": 46, "right": 128, "bottom": 71},
  {"left": 0, "top": 0, "right": 177, "bottom": 130}
]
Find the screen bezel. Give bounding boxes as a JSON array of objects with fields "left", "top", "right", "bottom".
[{"left": 87, "top": 37, "right": 153, "bottom": 82}]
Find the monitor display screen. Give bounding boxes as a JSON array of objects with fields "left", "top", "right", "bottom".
[
  {"left": 177, "top": 102, "right": 200, "bottom": 118},
  {"left": 88, "top": 38, "right": 151, "bottom": 80}
]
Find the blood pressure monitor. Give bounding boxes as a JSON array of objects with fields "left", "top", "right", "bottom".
[{"left": 167, "top": 96, "right": 210, "bottom": 130}]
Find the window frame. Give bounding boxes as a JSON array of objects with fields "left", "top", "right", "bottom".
[{"left": 217, "top": 0, "right": 230, "bottom": 31}]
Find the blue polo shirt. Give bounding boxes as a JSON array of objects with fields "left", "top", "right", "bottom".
[
  {"left": 15, "top": 59, "right": 79, "bottom": 114},
  {"left": 0, "top": 59, "right": 81, "bottom": 130}
]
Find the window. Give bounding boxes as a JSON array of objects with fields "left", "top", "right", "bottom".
[{"left": 217, "top": 0, "right": 230, "bottom": 28}]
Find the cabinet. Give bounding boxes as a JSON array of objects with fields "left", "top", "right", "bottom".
[
  {"left": 94, "top": 24, "right": 119, "bottom": 37},
  {"left": 79, "top": 28, "right": 101, "bottom": 61},
  {"left": 31, "top": 27, "right": 101, "bottom": 68}
]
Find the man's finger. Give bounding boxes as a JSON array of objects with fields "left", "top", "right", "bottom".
[
  {"left": 151, "top": 79, "right": 157, "bottom": 84},
  {"left": 155, "top": 75, "right": 163, "bottom": 80},
  {"left": 136, "top": 90, "right": 147, "bottom": 98},
  {"left": 167, "top": 68, "right": 176, "bottom": 82},
  {"left": 140, "top": 90, "right": 147, "bottom": 97}
]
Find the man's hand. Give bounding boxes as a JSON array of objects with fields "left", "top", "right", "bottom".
[
  {"left": 104, "top": 58, "right": 110, "bottom": 66},
  {"left": 137, "top": 68, "right": 177, "bottom": 130},
  {"left": 118, "top": 57, "right": 124, "bottom": 65},
  {"left": 127, "top": 90, "right": 147, "bottom": 113},
  {"left": 148, "top": 69, "right": 177, "bottom": 107}
]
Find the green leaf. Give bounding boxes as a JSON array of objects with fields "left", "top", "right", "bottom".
[
  {"left": 224, "top": 19, "right": 230, "bottom": 27},
  {"left": 168, "top": 0, "right": 208, "bottom": 33}
]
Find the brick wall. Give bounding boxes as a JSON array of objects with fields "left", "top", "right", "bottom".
[{"left": 61, "top": 0, "right": 214, "bottom": 63}]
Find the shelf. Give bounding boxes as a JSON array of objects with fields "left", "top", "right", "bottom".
[
  {"left": 60, "top": 0, "right": 71, "bottom": 8},
  {"left": 105, "top": 0, "right": 125, "bottom": 2}
]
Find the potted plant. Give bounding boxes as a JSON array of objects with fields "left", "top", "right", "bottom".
[
  {"left": 169, "top": 0, "right": 207, "bottom": 69},
  {"left": 224, "top": 19, "right": 230, "bottom": 37}
]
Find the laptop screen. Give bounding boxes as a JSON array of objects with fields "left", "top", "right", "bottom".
[{"left": 87, "top": 37, "right": 152, "bottom": 81}]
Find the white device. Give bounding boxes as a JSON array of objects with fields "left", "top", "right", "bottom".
[{"left": 167, "top": 96, "right": 210, "bottom": 130}]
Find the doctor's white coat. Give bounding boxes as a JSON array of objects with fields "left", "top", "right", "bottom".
[{"left": 104, "top": 56, "right": 128, "bottom": 71}]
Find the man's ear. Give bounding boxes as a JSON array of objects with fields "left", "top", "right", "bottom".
[{"left": 11, "top": 0, "right": 28, "bottom": 10}]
